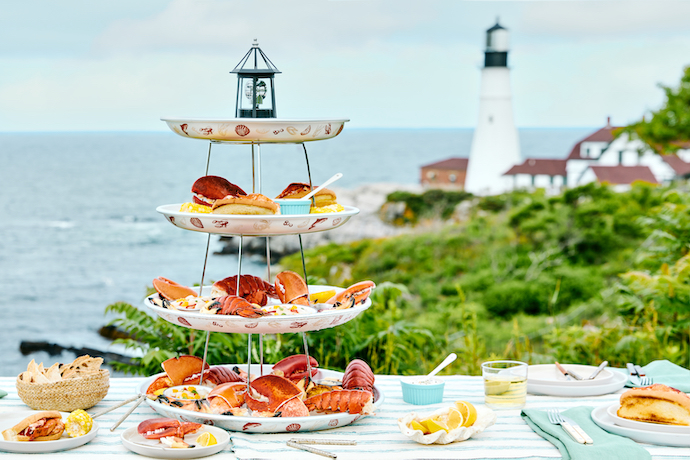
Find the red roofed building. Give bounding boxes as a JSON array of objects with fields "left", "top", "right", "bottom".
[
  {"left": 503, "top": 117, "right": 690, "bottom": 193},
  {"left": 420, "top": 158, "right": 469, "bottom": 189}
]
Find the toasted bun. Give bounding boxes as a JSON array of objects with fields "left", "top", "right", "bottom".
[
  {"left": 192, "top": 176, "right": 246, "bottom": 206},
  {"left": 212, "top": 194, "right": 279, "bottom": 215},
  {"left": 3, "top": 411, "right": 64, "bottom": 441},
  {"left": 276, "top": 183, "right": 336, "bottom": 207},
  {"left": 618, "top": 384, "right": 690, "bottom": 426},
  {"left": 161, "top": 356, "right": 209, "bottom": 386}
]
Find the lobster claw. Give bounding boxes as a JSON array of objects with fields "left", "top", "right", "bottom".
[
  {"left": 153, "top": 277, "right": 198, "bottom": 301},
  {"left": 137, "top": 418, "right": 202, "bottom": 439},
  {"left": 245, "top": 375, "right": 303, "bottom": 413},
  {"left": 326, "top": 281, "right": 376, "bottom": 308},
  {"left": 271, "top": 354, "right": 319, "bottom": 382}
]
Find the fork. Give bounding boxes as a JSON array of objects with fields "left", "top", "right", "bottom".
[
  {"left": 639, "top": 376, "right": 654, "bottom": 386},
  {"left": 547, "top": 409, "right": 586, "bottom": 444}
]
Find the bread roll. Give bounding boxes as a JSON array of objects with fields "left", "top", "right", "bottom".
[
  {"left": 276, "top": 183, "right": 337, "bottom": 207},
  {"left": 2, "top": 411, "right": 65, "bottom": 441},
  {"left": 212, "top": 193, "right": 279, "bottom": 215},
  {"left": 618, "top": 383, "right": 690, "bottom": 425}
]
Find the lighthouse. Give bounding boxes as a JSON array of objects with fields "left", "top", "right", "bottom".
[{"left": 465, "top": 21, "right": 521, "bottom": 195}]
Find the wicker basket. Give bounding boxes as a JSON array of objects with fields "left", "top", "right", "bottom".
[{"left": 16, "top": 369, "right": 110, "bottom": 411}]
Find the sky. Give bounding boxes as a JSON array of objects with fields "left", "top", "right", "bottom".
[{"left": 1, "top": 0, "right": 689, "bottom": 131}]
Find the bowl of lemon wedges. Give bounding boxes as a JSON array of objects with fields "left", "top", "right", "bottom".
[{"left": 398, "top": 400, "right": 496, "bottom": 445}]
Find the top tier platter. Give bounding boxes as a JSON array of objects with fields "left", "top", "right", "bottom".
[{"left": 162, "top": 118, "right": 348, "bottom": 144}]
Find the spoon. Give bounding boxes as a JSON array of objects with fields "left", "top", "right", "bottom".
[
  {"left": 418, "top": 353, "right": 457, "bottom": 383},
  {"left": 301, "top": 173, "right": 343, "bottom": 201}
]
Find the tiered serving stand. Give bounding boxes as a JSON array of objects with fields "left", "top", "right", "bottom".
[{"left": 142, "top": 117, "right": 382, "bottom": 432}]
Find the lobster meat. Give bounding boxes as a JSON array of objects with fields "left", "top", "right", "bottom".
[
  {"left": 207, "top": 382, "right": 247, "bottom": 414},
  {"left": 304, "top": 389, "right": 375, "bottom": 415},
  {"left": 342, "top": 359, "right": 375, "bottom": 393},
  {"left": 275, "top": 271, "right": 310, "bottom": 306},
  {"left": 326, "top": 281, "right": 376, "bottom": 309},
  {"left": 137, "top": 418, "right": 202, "bottom": 439},
  {"left": 215, "top": 295, "right": 265, "bottom": 318},
  {"left": 153, "top": 277, "right": 198, "bottom": 301},
  {"left": 271, "top": 354, "right": 319, "bottom": 382},
  {"left": 212, "top": 274, "right": 277, "bottom": 306}
]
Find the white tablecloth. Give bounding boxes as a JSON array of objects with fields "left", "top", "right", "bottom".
[{"left": 1, "top": 375, "right": 689, "bottom": 459}]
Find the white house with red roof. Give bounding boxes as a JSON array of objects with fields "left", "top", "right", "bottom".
[{"left": 504, "top": 117, "right": 690, "bottom": 192}]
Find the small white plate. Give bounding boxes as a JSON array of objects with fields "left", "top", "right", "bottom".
[
  {"left": 0, "top": 411, "right": 99, "bottom": 454},
  {"left": 527, "top": 364, "right": 614, "bottom": 386},
  {"left": 591, "top": 404, "right": 690, "bottom": 447},
  {"left": 121, "top": 425, "right": 229, "bottom": 459},
  {"left": 527, "top": 368, "right": 626, "bottom": 396},
  {"left": 606, "top": 403, "right": 690, "bottom": 434}
]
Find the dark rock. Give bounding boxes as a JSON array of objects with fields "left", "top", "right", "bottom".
[{"left": 19, "top": 341, "right": 136, "bottom": 366}]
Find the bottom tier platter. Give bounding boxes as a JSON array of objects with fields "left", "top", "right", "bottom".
[
  {"left": 144, "top": 285, "right": 372, "bottom": 334},
  {"left": 138, "top": 365, "right": 383, "bottom": 433}
]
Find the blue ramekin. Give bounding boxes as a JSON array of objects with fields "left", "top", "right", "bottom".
[
  {"left": 275, "top": 199, "right": 311, "bottom": 215},
  {"left": 400, "top": 377, "right": 445, "bottom": 405}
]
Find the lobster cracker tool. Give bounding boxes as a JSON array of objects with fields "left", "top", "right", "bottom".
[{"left": 287, "top": 438, "right": 357, "bottom": 459}]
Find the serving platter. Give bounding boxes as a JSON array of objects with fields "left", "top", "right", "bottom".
[
  {"left": 527, "top": 368, "right": 627, "bottom": 397},
  {"left": 144, "top": 285, "right": 372, "bottom": 334},
  {"left": 157, "top": 204, "right": 359, "bottom": 236},
  {"left": 527, "top": 364, "right": 615, "bottom": 387},
  {"left": 0, "top": 411, "right": 99, "bottom": 454},
  {"left": 591, "top": 404, "right": 690, "bottom": 447},
  {"left": 605, "top": 403, "right": 690, "bottom": 434},
  {"left": 121, "top": 425, "right": 229, "bottom": 459},
  {"left": 138, "top": 366, "right": 384, "bottom": 433},
  {"left": 161, "top": 118, "right": 348, "bottom": 144}
]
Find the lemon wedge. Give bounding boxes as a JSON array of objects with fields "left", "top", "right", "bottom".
[
  {"left": 409, "top": 420, "right": 429, "bottom": 434},
  {"left": 196, "top": 432, "right": 217, "bottom": 447},
  {"left": 454, "top": 400, "right": 478, "bottom": 427},
  {"left": 424, "top": 416, "right": 449, "bottom": 434},
  {"left": 309, "top": 290, "right": 336, "bottom": 304},
  {"left": 446, "top": 408, "right": 465, "bottom": 430}
]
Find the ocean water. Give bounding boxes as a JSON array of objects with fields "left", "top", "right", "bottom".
[{"left": 0, "top": 127, "right": 591, "bottom": 376}]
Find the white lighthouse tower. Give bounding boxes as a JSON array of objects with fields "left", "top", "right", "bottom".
[{"left": 465, "top": 21, "right": 521, "bottom": 195}]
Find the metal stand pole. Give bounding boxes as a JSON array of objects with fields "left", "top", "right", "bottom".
[
  {"left": 302, "top": 332, "right": 313, "bottom": 384},
  {"left": 198, "top": 141, "right": 215, "bottom": 384},
  {"left": 298, "top": 234, "right": 309, "bottom": 285},
  {"left": 257, "top": 143, "right": 262, "bottom": 194},
  {"left": 251, "top": 144, "right": 256, "bottom": 194},
  {"left": 302, "top": 143, "right": 316, "bottom": 207}
]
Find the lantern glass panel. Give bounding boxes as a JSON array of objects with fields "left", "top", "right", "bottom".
[{"left": 238, "top": 76, "right": 274, "bottom": 118}]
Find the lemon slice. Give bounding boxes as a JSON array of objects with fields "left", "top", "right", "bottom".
[
  {"left": 409, "top": 420, "right": 429, "bottom": 434},
  {"left": 424, "top": 416, "right": 449, "bottom": 434},
  {"left": 454, "top": 400, "right": 478, "bottom": 427},
  {"left": 446, "top": 408, "right": 465, "bottom": 430},
  {"left": 309, "top": 290, "right": 336, "bottom": 304},
  {"left": 484, "top": 378, "right": 511, "bottom": 395},
  {"left": 196, "top": 432, "right": 217, "bottom": 447}
]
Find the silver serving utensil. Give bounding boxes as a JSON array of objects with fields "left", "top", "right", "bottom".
[
  {"left": 587, "top": 361, "right": 608, "bottom": 380},
  {"left": 555, "top": 362, "right": 583, "bottom": 380},
  {"left": 110, "top": 393, "right": 146, "bottom": 431}
]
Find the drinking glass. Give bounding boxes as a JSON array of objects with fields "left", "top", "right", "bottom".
[{"left": 481, "top": 360, "right": 528, "bottom": 409}]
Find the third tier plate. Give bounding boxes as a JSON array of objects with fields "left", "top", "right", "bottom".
[
  {"left": 144, "top": 285, "right": 371, "bottom": 334},
  {"left": 157, "top": 204, "right": 359, "bottom": 236}
]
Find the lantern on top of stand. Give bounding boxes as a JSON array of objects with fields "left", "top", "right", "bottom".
[{"left": 231, "top": 39, "right": 280, "bottom": 118}]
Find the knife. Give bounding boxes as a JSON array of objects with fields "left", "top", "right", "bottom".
[
  {"left": 560, "top": 414, "right": 594, "bottom": 445},
  {"left": 626, "top": 363, "right": 641, "bottom": 386},
  {"left": 587, "top": 361, "right": 608, "bottom": 380},
  {"left": 634, "top": 364, "right": 646, "bottom": 377},
  {"left": 555, "top": 362, "right": 583, "bottom": 380}
]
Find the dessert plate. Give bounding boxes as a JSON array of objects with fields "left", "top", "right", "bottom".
[
  {"left": 606, "top": 403, "right": 690, "bottom": 434},
  {"left": 591, "top": 404, "right": 690, "bottom": 447},
  {"left": 157, "top": 204, "right": 359, "bottom": 236},
  {"left": 121, "top": 425, "right": 229, "bottom": 459},
  {"left": 527, "top": 364, "right": 614, "bottom": 386},
  {"left": 527, "top": 368, "right": 627, "bottom": 396},
  {"left": 0, "top": 411, "right": 99, "bottom": 454},
  {"left": 144, "top": 285, "right": 371, "bottom": 334},
  {"left": 139, "top": 366, "right": 384, "bottom": 433},
  {"left": 161, "top": 118, "right": 348, "bottom": 144}
]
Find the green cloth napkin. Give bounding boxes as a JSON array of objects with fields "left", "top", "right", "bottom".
[
  {"left": 0, "top": 389, "right": 7, "bottom": 398},
  {"left": 521, "top": 406, "right": 650, "bottom": 460},
  {"left": 625, "top": 360, "right": 690, "bottom": 392}
]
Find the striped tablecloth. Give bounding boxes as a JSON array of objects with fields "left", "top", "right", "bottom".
[{"left": 1, "top": 375, "right": 689, "bottom": 459}]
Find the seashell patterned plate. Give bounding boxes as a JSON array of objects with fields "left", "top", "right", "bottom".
[
  {"left": 138, "top": 366, "right": 384, "bottom": 433},
  {"left": 143, "top": 285, "right": 371, "bottom": 334},
  {"left": 161, "top": 118, "right": 348, "bottom": 144},
  {"left": 157, "top": 204, "right": 359, "bottom": 236}
]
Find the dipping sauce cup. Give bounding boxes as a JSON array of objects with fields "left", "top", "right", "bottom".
[{"left": 481, "top": 360, "right": 528, "bottom": 409}]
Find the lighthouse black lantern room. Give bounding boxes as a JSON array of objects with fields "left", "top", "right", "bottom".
[{"left": 231, "top": 40, "right": 280, "bottom": 118}]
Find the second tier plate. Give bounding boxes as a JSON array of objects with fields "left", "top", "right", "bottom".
[
  {"left": 157, "top": 204, "right": 359, "bottom": 236},
  {"left": 144, "top": 285, "right": 372, "bottom": 334}
]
